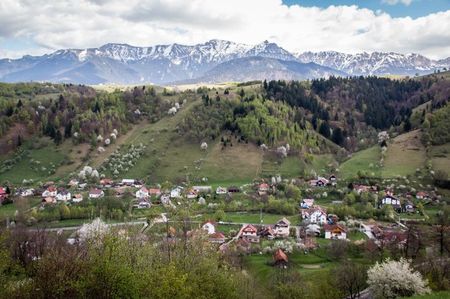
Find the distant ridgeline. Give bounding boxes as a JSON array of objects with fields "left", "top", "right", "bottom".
[{"left": 0, "top": 72, "right": 449, "bottom": 155}]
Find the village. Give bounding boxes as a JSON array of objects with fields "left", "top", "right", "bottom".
[{"left": 0, "top": 168, "right": 442, "bottom": 271}]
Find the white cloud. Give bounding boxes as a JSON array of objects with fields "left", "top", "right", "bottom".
[
  {"left": 382, "top": 0, "right": 413, "bottom": 6},
  {"left": 0, "top": 0, "right": 449, "bottom": 59}
]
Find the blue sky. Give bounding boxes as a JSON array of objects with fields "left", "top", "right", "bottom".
[
  {"left": 0, "top": 0, "right": 449, "bottom": 59},
  {"left": 283, "top": 0, "right": 450, "bottom": 18}
]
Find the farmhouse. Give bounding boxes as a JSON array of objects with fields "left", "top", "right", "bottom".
[
  {"left": 56, "top": 189, "right": 71, "bottom": 202},
  {"left": 121, "top": 179, "right": 135, "bottom": 186},
  {"left": 273, "top": 248, "right": 288, "bottom": 267},
  {"left": 274, "top": 218, "right": 291, "bottom": 238},
  {"left": 416, "top": 191, "right": 430, "bottom": 200},
  {"left": 89, "top": 189, "right": 104, "bottom": 199},
  {"left": 259, "top": 226, "right": 276, "bottom": 240},
  {"left": 403, "top": 201, "right": 415, "bottom": 213},
  {"left": 201, "top": 220, "right": 216, "bottom": 235},
  {"left": 227, "top": 186, "right": 240, "bottom": 193},
  {"left": 186, "top": 189, "right": 198, "bottom": 199},
  {"left": 309, "top": 177, "right": 329, "bottom": 187},
  {"left": 136, "top": 186, "right": 149, "bottom": 199},
  {"left": 209, "top": 232, "right": 226, "bottom": 244},
  {"left": 17, "top": 188, "right": 34, "bottom": 197},
  {"left": 300, "top": 198, "right": 314, "bottom": 209},
  {"left": 216, "top": 186, "right": 227, "bottom": 195},
  {"left": 240, "top": 224, "right": 260, "bottom": 243},
  {"left": 302, "top": 206, "right": 327, "bottom": 224},
  {"left": 72, "top": 194, "right": 83, "bottom": 203},
  {"left": 380, "top": 194, "right": 402, "bottom": 212},
  {"left": 42, "top": 186, "right": 57, "bottom": 198},
  {"left": 148, "top": 188, "right": 161, "bottom": 197},
  {"left": 170, "top": 186, "right": 183, "bottom": 198},
  {"left": 100, "top": 178, "right": 114, "bottom": 187},
  {"left": 258, "top": 183, "right": 270, "bottom": 195},
  {"left": 193, "top": 186, "right": 212, "bottom": 193},
  {"left": 324, "top": 224, "right": 347, "bottom": 240}
]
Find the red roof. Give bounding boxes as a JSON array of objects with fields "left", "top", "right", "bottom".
[
  {"left": 242, "top": 224, "right": 257, "bottom": 233},
  {"left": 89, "top": 189, "right": 103, "bottom": 195},
  {"left": 148, "top": 188, "right": 161, "bottom": 195},
  {"left": 273, "top": 248, "right": 288, "bottom": 263},
  {"left": 47, "top": 186, "right": 57, "bottom": 192},
  {"left": 209, "top": 232, "right": 225, "bottom": 239},
  {"left": 0, "top": 187, "right": 6, "bottom": 195},
  {"left": 324, "top": 224, "right": 347, "bottom": 232}
]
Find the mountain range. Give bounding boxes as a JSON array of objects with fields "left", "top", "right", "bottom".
[{"left": 0, "top": 40, "right": 449, "bottom": 85}]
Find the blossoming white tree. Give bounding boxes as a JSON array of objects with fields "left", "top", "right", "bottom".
[
  {"left": 77, "top": 218, "right": 109, "bottom": 243},
  {"left": 367, "top": 258, "right": 430, "bottom": 299}
]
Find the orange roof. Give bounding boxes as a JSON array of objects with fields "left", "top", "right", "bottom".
[
  {"left": 273, "top": 248, "right": 288, "bottom": 263},
  {"left": 242, "top": 224, "right": 257, "bottom": 233}
]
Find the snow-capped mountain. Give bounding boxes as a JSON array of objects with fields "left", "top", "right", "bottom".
[
  {"left": 0, "top": 40, "right": 448, "bottom": 84},
  {"left": 296, "top": 51, "right": 449, "bottom": 76}
]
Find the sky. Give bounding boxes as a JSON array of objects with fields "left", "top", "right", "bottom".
[{"left": 0, "top": 0, "right": 449, "bottom": 59}]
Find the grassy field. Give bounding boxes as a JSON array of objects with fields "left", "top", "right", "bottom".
[
  {"left": 223, "top": 212, "right": 299, "bottom": 225},
  {"left": 339, "top": 146, "right": 381, "bottom": 179},
  {"left": 0, "top": 198, "right": 42, "bottom": 219},
  {"left": 382, "top": 130, "right": 426, "bottom": 178},
  {"left": 429, "top": 143, "right": 450, "bottom": 176},
  {"left": 0, "top": 138, "right": 67, "bottom": 184}
]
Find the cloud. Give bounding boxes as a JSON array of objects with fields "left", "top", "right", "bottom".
[
  {"left": 0, "top": 0, "right": 449, "bottom": 59},
  {"left": 382, "top": 0, "right": 413, "bottom": 6}
]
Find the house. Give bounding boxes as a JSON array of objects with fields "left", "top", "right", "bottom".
[
  {"left": 403, "top": 201, "right": 415, "bottom": 213},
  {"left": 309, "top": 177, "right": 329, "bottom": 187},
  {"left": 227, "top": 186, "right": 240, "bottom": 193},
  {"left": 19, "top": 188, "right": 34, "bottom": 197},
  {"left": 380, "top": 194, "right": 402, "bottom": 212},
  {"left": 148, "top": 188, "right": 161, "bottom": 197},
  {"left": 42, "top": 197, "right": 56, "bottom": 204},
  {"left": 240, "top": 224, "right": 260, "bottom": 243},
  {"left": 193, "top": 186, "right": 212, "bottom": 193},
  {"left": 72, "top": 194, "right": 83, "bottom": 203},
  {"left": 121, "top": 179, "right": 135, "bottom": 186},
  {"left": 136, "top": 186, "right": 149, "bottom": 199},
  {"left": 89, "top": 189, "right": 104, "bottom": 199},
  {"left": 160, "top": 194, "right": 171, "bottom": 205},
  {"left": 259, "top": 226, "right": 276, "bottom": 240},
  {"left": 324, "top": 224, "right": 347, "bottom": 240},
  {"left": 186, "top": 189, "right": 198, "bottom": 199},
  {"left": 258, "top": 183, "right": 270, "bottom": 195},
  {"left": 416, "top": 191, "right": 430, "bottom": 200},
  {"left": 306, "top": 224, "right": 321, "bottom": 236},
  {"left": 68, "top": 179, "right": 79, "bottom": 188},
  {"left": 353, "top": 184, "right": 377, "bottom": 194},
  {"left": 42, "top": 186, "right": 57, "bottom": 198},
  {"left": 274, "top": 218, "right": 291, "bottom": 238},
  {"left": 202, "top": 220, "right": 216, "bottom": 235},
  {"left": 137, "top": 201, "right": 151, "bottom": 209},
  {"left": 302, "top": 206, "right": 327, "bottom": 224},
  {"left": 273, "top": 248, "right": 288, "bottom": 267},
  {"left": 300, "top": 198, "right": 314, "bottom": 209},
  {"left": 78, "top": 183, "right": 87, "bottom": 190},
  {"left": 216, "top": 186, "right": 227, "bottom": 195},
  {"left": 0, "top": 187, "right": 8, "bottom": 203},
  {"left": 100, "top": 178, "right": 114, "bottom": 187},
  {"left": 209, "top": 232, "right": 226, "bottom": 244},
  {"left": 170, "top": 186, "right": 183, "bottom": 198},
  {"left": 329, "top": 175, "right": 337, "bottom": 183},
  {"left": 56, "top": 189, "right": 71, "bottom": 201}
]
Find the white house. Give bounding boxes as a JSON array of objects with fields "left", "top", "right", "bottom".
[
  {"left": 240, "top": 224, "right": 259, "bottom": 243},
  {"left": 89, "top": 189, "right": 104, "bottom": 199},
  {"left": 136, "top": 187, "right": 149, "bottom": 199},
  {"left": 302, "top": 207, "right": 327, "bottom": 224},
  {"left": 56, "top": 190, "right": 71, "bottom": 202},
  {"left": 380, "top": 194, "right": 402, "bottom": 212},
  {"left": 193, "top": 186, "right": 212, "bottom": 193},
  {"left": 324, "top": 224, "right": 347, "bottom": 240},
  {"left": 137, "top": 201, "right": 151, "bottom": 209},
  {"left": 170, "top": 186, "right": 183, "bottom": 198},
  {"left": 19, "top": 188, "right": 34, "bottom": 197},
  {"left": 309, "top": 177, "right": 329, "bottom": 187},
  {"left": 42, "top": 186, "right": 57, "bottom": 198},
  {"left": 202, "top": 221, "right": 216, "bottom": 235},
  {"left": 274, "top": 218, "right": 291, "bottom": 238},
  {"left": 72, "top": 194, "right": 83, "bottom": 203},
  {"left": 216, "top": 186, "right": 227, "bottom": 195},
  {"left": 160, "top": 194, "right": 171, "bottom": 205},
  {"left": 122, "top": 179, "right": 135, "bottom": 186}
]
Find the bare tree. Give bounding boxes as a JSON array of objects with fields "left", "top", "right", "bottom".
[{"left": 334, "top": 261, "right": 368, "bottom": 299}]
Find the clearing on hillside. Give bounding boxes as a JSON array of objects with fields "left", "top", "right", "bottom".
[
  {"left": 382, "top": 130, "right": 426, "bottom": 177},
  {"left": 339, "top": 146, "right": 381, "bottom": 179}
]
